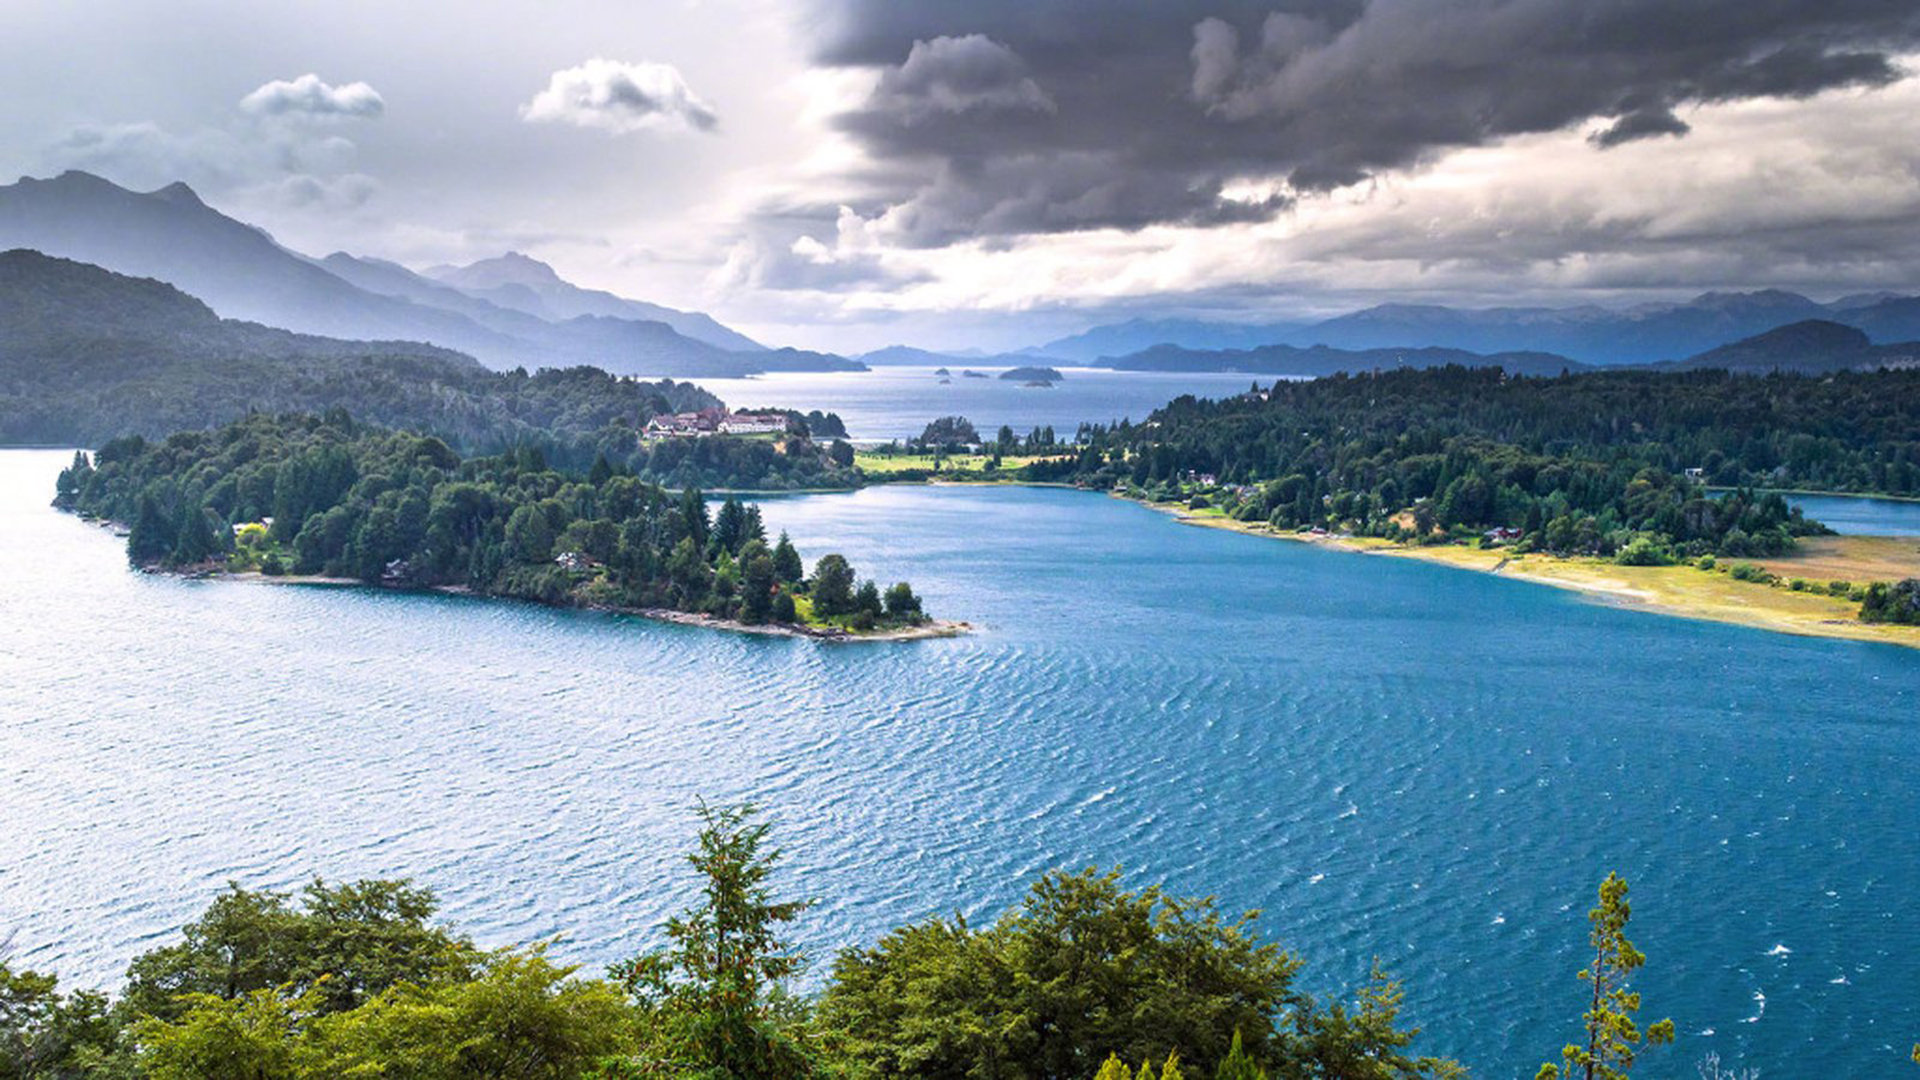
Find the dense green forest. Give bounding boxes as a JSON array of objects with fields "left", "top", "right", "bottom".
[
  {"left": 0, "top": 805, "right": 1693, "bottom": 1079},
  {"left": 1013, "top": 366, "right": 1920, "bottom": 562},
  {"left": 53, "top": 413, "right": 925, "bottom": 634},
  {"left": 0, "top": 250, "right": 857, "bottom": 490}
]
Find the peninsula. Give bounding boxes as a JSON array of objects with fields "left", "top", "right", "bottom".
[{"left": 54, "top": 413, "right": 960, "bottom": 641}]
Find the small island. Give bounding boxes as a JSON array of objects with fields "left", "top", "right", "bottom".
[
  {"left": 998, "top": 365, "right": 1064, "bottom": 383},
  {"left": 54, "top": 413, "right": 965, "bottom": 642}
]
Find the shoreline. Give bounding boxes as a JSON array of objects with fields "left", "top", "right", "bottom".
[
  {"left": 208, "top": 569, "right": 969, "bottom": 642},
  {"left": 1126, "top": 496, "right": 1920, "bottom": 651}
]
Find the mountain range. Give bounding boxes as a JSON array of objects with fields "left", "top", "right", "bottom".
[
  {"left": 0, "top": 248, "right": 719, "bottom": 446},
  {"left": 1089, "top": 318, "right": 1920, "bottom": 379},
  {"left": 1036, "top": 291, "right": 1920, "bottom": 366},
  {"left": 0, "top": 171, "right": 854, "bottom": 378}
]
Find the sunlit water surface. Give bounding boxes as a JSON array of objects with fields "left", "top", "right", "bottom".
[{"left": 1, "top": 450, "right": 1916, "bottom": 1078}]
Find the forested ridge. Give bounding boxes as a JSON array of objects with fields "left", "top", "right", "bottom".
[
  {"left": 0, "top": 805, "right": 1708, "bottom": 1079},
  {"left": 1033, "top": 366, "right": 1920, "bottom": 563},
  {"left": 1, "top": 250, "right": 859, "bottom": 490},
  {"left": 53, "top": 412, "right": 925, "bottom": 634}
]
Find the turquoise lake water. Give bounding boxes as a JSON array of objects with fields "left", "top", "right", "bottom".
[
  {"left": 1, "top": 448, "right": 1916, "bottom": 1077},
  {"left": 1784, "top": 493, "right": 1920, "bottom": 537}
]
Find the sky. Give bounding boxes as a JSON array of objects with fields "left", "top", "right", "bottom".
[{"left": 6, "top": 0, "right": 1920, "bottom": 353}]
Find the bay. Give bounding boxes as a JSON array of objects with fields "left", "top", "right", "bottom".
[
  {"left": 1, "top": 449, "right": 1916, "bottom": 1077},
  {"left": 685, "top": 364, "right": 1274, "bottom": 441}
]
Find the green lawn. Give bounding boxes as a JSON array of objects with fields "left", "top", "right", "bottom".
[{"left": 854, "top": 451, "right": 1068, "bottom": 475}]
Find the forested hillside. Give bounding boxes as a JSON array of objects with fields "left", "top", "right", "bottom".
[
  {"left": 1, "top": 250, "right": 862, "bottom": 488},
  {"left": 1042, "top": 366, "right": 1920, "bottom": 561}
]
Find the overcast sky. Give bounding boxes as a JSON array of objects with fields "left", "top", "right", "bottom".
[{"left": 7, "top": 0, "right": 1920, "bottom": 352}]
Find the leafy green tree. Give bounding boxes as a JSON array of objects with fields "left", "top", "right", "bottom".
[
  {"left": 818, "top": 868, "right": 1301, "bottom": 1079},
  {"left": 306, "top": 947, "right": 633, "bottom": 1079},
  {"left": 1288, "top": 963, "right": 1463, "bottom": 1078},
  {"left": 136, "top": 985, "right": 316, "bottom": 1080},
  {"left": 1538, "top": 873, "right": 1674, "bottom": 1080},
  {"left": 810, "top": 555, "right": 856, "bottom": 617},
  {"left": 505, "top": 503, "right": 556, "bottom": 564},
  {"left": 1, "top": 962, "right": 125, "bottom": 1079},
  {"left": 855, "top": 580, "right": 883, "bottom": 618},
  {"left": 613, "top": 803, "right": 816, "bottom": 1079},
  {"left": 122, "top": 880, "right": 476, "bottom": 1022},
  {"left": 884, "top": 582, "right": 922, "bottom": 621},
  {"left": 588, "top": 453, "right": 615, "bottom": 486}
]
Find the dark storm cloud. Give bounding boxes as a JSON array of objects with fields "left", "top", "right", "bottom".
[{"left": 810, "top": 0, "right": 1920, "bottom": 242}]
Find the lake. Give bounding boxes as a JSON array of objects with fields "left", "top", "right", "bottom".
[
  {"left": 687, "top": 364, "right": 1273, "bottom": 441},
  {"left": 1, "top": 449, "right": 1916, "bottom": 1077},
  {"left": 1785, "top": 493, "right": 1920, "bottom": 537}
]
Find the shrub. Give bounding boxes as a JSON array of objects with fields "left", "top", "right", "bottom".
[
  {"left": 1728, "top": 562, "right": 1774, "bottom": 585},
  {"left": 1860, "top": 578, "right": 1920, "bottom": 624}
]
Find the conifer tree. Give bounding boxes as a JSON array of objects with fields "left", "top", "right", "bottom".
[
  {"left": 1538, "top": 873, "right": 1674, "bottom": 1080},
  {"left": 771, "top": 532, "right": 804, "bottom": 583},
  {"left": 1214, "top": 1030, "right": 1266, "bottom": 1080}
]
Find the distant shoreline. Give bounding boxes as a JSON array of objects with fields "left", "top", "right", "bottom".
[
  {"left": 184, "top": 567, "right": 972, "bottom": 643},
  {"left": 1128, "top": 497, "right": 1920, "bottom": 651}
]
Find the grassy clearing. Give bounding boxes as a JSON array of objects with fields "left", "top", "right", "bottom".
[
  {"left": 1757, "top": 535, "right": 1920, "bottom": 584},
  {"left": 854, "top": 452, "right": 1070, "bottom": 476}
]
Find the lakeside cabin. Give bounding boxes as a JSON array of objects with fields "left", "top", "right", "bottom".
[{"left": 644, "top": 408, "right": 793, "bottom": 439}]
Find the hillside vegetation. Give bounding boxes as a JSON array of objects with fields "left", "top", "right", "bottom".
[{"left": 55, "top": 412, "right": 920, "bottom": 632}]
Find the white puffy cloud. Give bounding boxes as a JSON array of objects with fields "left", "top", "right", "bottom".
[
  {"left": 240, "top": 74, "right": 384, "bottom": 119},
  {"left": 520, "top": 58, "right": 718, "bottom": 134}
]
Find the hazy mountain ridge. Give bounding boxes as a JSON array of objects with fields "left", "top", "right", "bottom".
[
  {"left": 1097, "top": 320, "right": 1920, "bottom": 378},
  {"left": 1660, "top": 319, "right": 1920, "bottom": 373},
  {"left": 0, "top": 171, "right": 837, "bottom": 379},
  {"left": 1098, "top": 342, "right": 1588, "bottom": 377},
  {"left": 426, "top": 252, "right": 765, "bottom": 352},
  {"left": 1042, "top": 289, "right": 1920, "bottom": 366},
  {"left": 0, "top": 248, "right": 720, "bottom": 446},
  {"left": 0, "top": 171, "right": 524, "bottom": 359}
]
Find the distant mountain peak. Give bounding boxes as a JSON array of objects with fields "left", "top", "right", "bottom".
[
  {"left": 148, "top": 181, "right": 206, "bottom": 207},
  {"left": 431, "top": 251, "right": 565, "bottom": 289},
  {"left": 47, "top": 169, "right": 113, "bottom": 188}
]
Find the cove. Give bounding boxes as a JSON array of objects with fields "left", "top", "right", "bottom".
[{"left": 1, "top": 450, "right": 1916, "bottom": 1077}]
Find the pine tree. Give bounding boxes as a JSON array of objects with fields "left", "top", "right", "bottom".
[
  {"left": 127, "top": 492, "right": 176, "bottom": 566},
  {"left": 1538, "top": 873, "right": 1674, "bottom": 1080},
  {"left": 1094, "top": 1055, "right": 1131, "bottom": 1080},
  {"left": 771, "top": 532, "right": 804, "bottom": 583},
  {"left": 614, "top": 803, "right": 815, "bottom": 1079},
  {"left": 1214, "top": 1030, "right": 1266, "bottom": 1080},
  {"left": 170, "top": 503, "right": 218, "bottom": 566}
]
